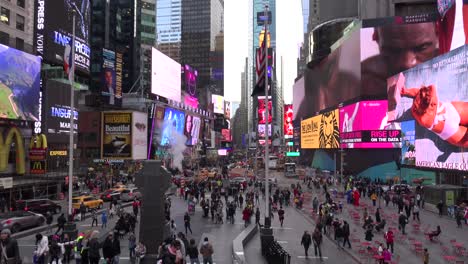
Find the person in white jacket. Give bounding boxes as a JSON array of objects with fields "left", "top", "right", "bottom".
[{"left": 34, "top": 233, "right": 49, "bottom": 264}]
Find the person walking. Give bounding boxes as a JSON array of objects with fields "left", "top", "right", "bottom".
[
  {"left": 255, "top": 207, "right": 261, "bottom": 226},
  {"left": 335, "top": 223, "right": 344, "bottom": 250},
  {"left": 200, "top": 237, "right": 214, "bottom": 264},
  {"left": 56, "top": 213, "right": 66, "bottom": 235},
  {"left": 103, "top": 232, "right": 116, "bottom": 264},
  {"left": 132, "top": 199, "right": 140, "bottom": 216},
  {"left": 371, "top": 192, "right": 377, "bottom": 206},
  {"left": 88, "top": 231, "right": 102, "bottom": 264},
  {"left": 34, "top": 233, "right": 49, "bottom": 264},
  {"left": 342, "top": 221, "right": 351, "bottom": 249},
  {"left": 184, "top": 212, "right": 193, "bottom": 235},
  {"left": 413, "top": 205, "right": 420, "bottom": 222},
  {"left": 101, "top": 210, "right": 108, "bottom": 229},
  {"left": 375, "top": 208, "right": 381, "bottom": 223},
  {"left": 384, "top": 228, "right": 394, "bottom": 253},
  {"left": 423, "top": 248, "right": 429, "bottom": 264},
  {"left": 312, "top": 227, "right": 323, "bottom": 260},
  {"left": 61, "top": 233, "right": 73, "bottom": 264},
  {"left": 128, "top": 232, "right": 136, "bottom": 259},
  {"left": 278, "top": 206, "right": 285, "bottom": 227},
  {"left": 80, "top": 202, "right": 86, "bottom": 221},
  {"left": 365, "top": 225, "right": 374, "bottom": 243},
  {"left": 0, "top": 229, "right": 20, "bottom": 264},
  {"left": 398, "top": 212, "right": 408, "bottom": 235},
  {"left": 91, "top": 209, "right": 98, "bottom": 227},
  {"left": 187, "top": 238, "right": 199, "bottom": 264},
  {"left": 46, "top": 212, "right": 53, "bottom": 234},
  {"left": 300, "top": 231, "right": 312, "bottom": 258},
  {"left": 437, "top": 200, "right": 444, "bottom": 216}
]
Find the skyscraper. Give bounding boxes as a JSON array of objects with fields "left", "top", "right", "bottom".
[{"left": 156, "top": 0, "right": 182, "bottom": 62}]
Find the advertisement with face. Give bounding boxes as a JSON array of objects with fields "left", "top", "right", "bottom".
[
  {"left": 212, "top": 95, "right": 224, "bottom": 114},
  {"left": 34, "top": 0, "right": 91, "bottom": 73},
  {"left": 361, "top": 8, "right": 467, "bottom": 97},
  {"left": 258, "top": 124, "right": 272, "bottom": 139},
  {"left": 161, "top": 108, "right": 185, "bottom": 146},
  {"left": 132, "top": 111, "right": 147, "bottom": 160},
  {"left": 44, "top": 80, "right": 78, "bottom": 142},
  {"left": 102, "top": 112, "right": 132, "bottom": 158},
  {"left": 101, "top": 48, "right": 121, "bottom": 106},
  {"left": 401, "top": 120, "right": 416, "bottom": 166},
  {"left": 183, "top": 64, "right": 197, "bottom": 97},
  {"left": 387, "top": 45, "right": 468, "bottom": 170},
  {"left": 295, "top": 28, "right": 360, "bottom": 121},
  {"left": 339, "top": 100, "right": 400, "bottom": 148},
  {"left": 221, "top": 129, "right": 231, "bottom": 142},
  {"left": 258, "top": 96, "right": 272, "bottom": 124},
  {"left": 284, "top": 105, "right": 293, "bottom": 138},
  {"left": 151, "top": 48, "right": 181, "bottom": 102},
  {"left": 185, "top": 115, "right": 194, "bottom": 145},
  {"left": 0, "top": 44, "right": 41, "bottom": 121},
  {"left": 191, "top": 116, "right": 201, "bottom": 145},
  {"left": 225, "top": 101, "right": 231, "bottom": 119}
]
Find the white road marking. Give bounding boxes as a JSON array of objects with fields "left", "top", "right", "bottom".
[
  {"left": 277, "top": 240, "right": 288, "bottom": 244},
  {"left": 297, "top": 256, "right": 329, "bottom": 259}
]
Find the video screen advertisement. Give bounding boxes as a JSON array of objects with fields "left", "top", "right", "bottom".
[
  {"left": 361, "top": 9, "right": 467, "bottom": 98},
  {"left": 258, "top": 124, "right": 272, "bottom": 139},
  {"left": 212, "top": 95, "right": 224, "bottom": 114},
  {"left": 183, "top": 64, "right": 197, "bottom": 97},
  {"left": 258, "top": 96, "right": 272, "bottom": 124},
  {"left": 34, "top": 0, "right": 91, "bottom": 73},
  {"left": 151, "top": 47, "right": 181, "bottom": 102},
  {"left": 224, "top": 101, "right": 231, "bottom": 119},
  {"left": 296, "top": 28, "right": 360, "bottom": 120},
  {"left": 221, "top": 129, "right": 231, "bottom": 142},
  {"left": 161, "top": 108, "right": 185, "bottom": 146},
  {"left": 339, "top": 100, "right": 401, "bottom": 148},
  {"left": 387, "top": 45, "right": 468, "bottom": 171},
  {"left": 401, "top": 120, "right": 416, "bottom": 166},
  {"left": 101, "top": 112, "right": 132, "bottom": 159},
  {"left": 101, "top": 48, "right": 121, "bottom": 106},
  {"left": 292, "top": 76, "right": 304, "bottom": 121},
  {"left": 284, "top": 104, "right": 293, "bottom": 138},
  {"left": 44, "top": 80, "right": 79, "bottom": 142},
  {"left": 0, "top": 44, "right": 41, "bottom": 121},
  {"left": 131, "top": 111, "right": 148, "bottom": 160},
  {"left": 184, "top": 115, "right": 201, "bottom": 146},
  {"left": 301, "top": 109, "right": 340, "bottom": 149}
]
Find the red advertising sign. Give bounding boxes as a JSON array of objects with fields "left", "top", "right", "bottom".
[
  {"left": 221, "top": 129, "right": 231, "bottom": 142},
  {"left": 284, "top": 104, "right": 293, "bottom": 138},
  {"left": 258, "top": 97, "right": 272, "bottom": 124}
]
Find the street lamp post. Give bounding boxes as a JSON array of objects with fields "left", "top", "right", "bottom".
[
  {"left": 67, "top": 9, "right": 76, "bottom": 219},
  {"left": 263, "top": 4, "right": 271, "bottom": 228}
]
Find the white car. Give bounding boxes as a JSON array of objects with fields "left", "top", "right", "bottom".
[{"left": 120, "top": 188, "right": 142, "bottom": 202}]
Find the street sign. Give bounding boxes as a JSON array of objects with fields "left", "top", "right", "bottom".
[
  {"left": 286, "top": 152, "right": 300, "bottom": 157},
  {"left": 0, "top": 177, "right": 12, "bottom": 189},
  {"left": 287, "top": 142, "right": 293, "bottom": 146}
]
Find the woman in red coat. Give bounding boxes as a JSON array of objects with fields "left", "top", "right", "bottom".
[
  {"left": 243, "top": 207, "right": 251, "bottom": 227},
  {"left": 353, "top": 189, "right": 360, "bottom": 206}
]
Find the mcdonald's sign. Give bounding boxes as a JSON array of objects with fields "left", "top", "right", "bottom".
[
  {"left": 30, "top": 160, "right": 46, "bottom": 174},
  {"left": 0, "top": 127, "right": 26, "bottom": 175}
]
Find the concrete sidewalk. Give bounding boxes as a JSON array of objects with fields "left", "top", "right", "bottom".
[{"left": 301, "top": 184, "right": 468, "bottom": 264}]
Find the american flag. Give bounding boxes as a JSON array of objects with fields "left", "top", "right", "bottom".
[{"left": 252, "top": 39, "right": 267, "bottom": 96}]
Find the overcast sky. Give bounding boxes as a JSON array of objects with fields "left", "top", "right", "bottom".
[{"left": 224, "top": 0, "right": 303, "bottom": 104}]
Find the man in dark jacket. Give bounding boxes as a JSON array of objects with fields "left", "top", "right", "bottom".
[
  {"left": 335, "top": 224, "right": 344, "bottom": 250},
  {"left": 102, "top": 233, "right": 115, "bottom": 263},
  {"left": 0, "top": 229, "right": 20, "bottom": 264},
  {"left": 300, "top": 231, "right": 312, "bottom": 258},
  {"left": 56, "top": 213, "right": 67, "bottom": 234},
  {"left": 342, "top": 221, "right": 351, "bottom": 249},
  {"left": 312, "top": 227, "right": 323, "bottom": 260},
  {"left": 88, "top": 233, "right": 102, "bottom": 264},
  {"left": 398, "top": 212, "right": 408, "bottom": 235}
]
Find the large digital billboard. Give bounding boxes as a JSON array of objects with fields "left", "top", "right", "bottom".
[
  {"left": 361, "top": 9, "right": 467, "bottom": 97},
  {"left": 212, "top": 95, "right": 224, "bottom": 114},
  {"left": 183, "top": 64, "right": 197, "bottom": 97},
  {"left": 184, "top": 115, "right": 201, "bottom": 146},
  {"left": 258, "top": 124, "right": 272, "bottom": 138},
  {"left": 101, "top": 48, "right": 121, "bottom": 106},
  {"left": 44, "top": 80, "right": 78, "bottom": 142},
  {"left": 401, "top": 120, "right": 416, "bottom": 166},
  {"left": 34, "top": 0, "right": 91, "bottom": 74},
  {"left": 301, "top": 109, "right": 340, "bottom": 149},
  {"left": 284, "top": 105, "right": 293, "bottom": 138},
  {"left": 221, "top": 129, "right": 231, "bottom": 142},
  {"left": 339, "top": 100, "right": 401, "bottom": 148},
  {"left": 295, "top": 28, "right": 360, "bottom": 120},
  {"left": 151, "top": 48, "right": 181, "bottom": 102},
  {"left": 258, "top": 96, "right": 272, "bottom": 124},
  {"left": 387, "top": 45, "right": 468, "bottom": 170},
  {"left": 224, "top": 101, "right": 231, "bottom": 119},
  {"left": 101, "top": 112, "right": 132, "bottom": 159},
  {"left": 292, "top": 76, "right": 304, "bottom": 121},
  {"left": 0, "top": 44, "right": 41, "bottom": 121},
  {"left": 161, "top": 108, "right": 185, "bottom": 146}
]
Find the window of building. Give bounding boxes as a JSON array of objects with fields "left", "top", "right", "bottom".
[
  {"left": 16, "top": 14, "right": 24, "bottom": 31},
  {"left": 0, "top": 7, "right": 10, "bottom": 25},
  {"left": 0, "top": 31, "right": 8, "bottom": 45},
  {"left": 17, "top": 0, "right": 25, "bottom": 8},
  {"left": 15, "top": 37, "right": 24, "bottom": 51}
]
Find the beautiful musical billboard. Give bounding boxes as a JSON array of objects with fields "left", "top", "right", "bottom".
[
  {"left": 101, "top": 112, "right": 132, "bottom": 159},
  {"left": 284, "top": 104, "right": 293, "bottom": 138},
  {"left": 387, "top": 45, "right": 468, "bottom": 171},
  {"left": 0, "top": 44, "right": 41, "bottom": 121},
  {"left": 339, "top": 100, "right": 401, "bottom": 148}
]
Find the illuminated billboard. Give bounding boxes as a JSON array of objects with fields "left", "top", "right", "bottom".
[
  {"left": 387, "top": 45, "right": 468, "bottom": 171},
  {"left": 0, "top": 44, "right": 41, "bottom": 121},
  {"left": 224, "top": 101, "right": 231, "bottom": 119},
  {"left": 161, "top": 108, "right": 185, "bottom": 146},
  {"left": 184, "top": 115, "right": 201, "bottom": 146},
  {"left": 258, "top": 124, "right": 272, "bottom": 138},
  {"left": 212, "top": 95, "right": 224, "bottom": 114},
  {"left": 258, "top": 96, "right": 272, "bottom": 124},
  {"left": 183, "top": 64, "right": 197, "bottom": 97},
  {"left": 33, "top": 0, "right": 91, "bottom": 74},
  {"left": 401, "top": 120, "right": 416, "bottom": 166},
  {"left": 151, "top": 47, "right": 181, "bottom": 102},
  {"left": 101, "top": 48, "right": 121, "bottom": 106},
  {"left": 339, "top": 100, "right": 401, "bottom": 148},
  {"left": 301, "top": 109, "right": 340, "bottom": 149},
  {"left": 284, "top": 105, "right": 293, "bottom": 138},
  {"left": 101, "top": 112, "right": 132, "bottom": 159},
  {"left": 292, "top": 76, "right": 304, "bottom": 121},
  {"left": 221, "top": 129, "right": 231, "bottom": 142}
]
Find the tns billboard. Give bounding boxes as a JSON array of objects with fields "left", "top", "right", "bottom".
[{"left": 34, "top": 0, "right": 91, "bottom": 74}]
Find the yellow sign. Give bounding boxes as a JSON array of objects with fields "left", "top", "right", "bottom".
[
  {"left": 301, "top": 116, "right": 321, "bottom": 149},
  {"left": 259, "top": 30, "right": 271, "bottom": 48},
  {"left": 30, "top": 160, "right": 46, "bottom": 174},
  {"left": 50, "top": 150, "right": 67, "bottom": 156},
  {"left": 0, "top": 128, "right": 26, "bottom": 174}
]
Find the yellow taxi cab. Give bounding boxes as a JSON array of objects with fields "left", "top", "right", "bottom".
[{"left": 72, "top": 196, "right": 104, "bottom": 210}]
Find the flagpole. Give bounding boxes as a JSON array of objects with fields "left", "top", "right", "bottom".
[
  {"left": 68, "top": 9, "right": 76, "bottom": 219},
  {"left": 263, "top": 4, "right": 270, "bottom": 228}
]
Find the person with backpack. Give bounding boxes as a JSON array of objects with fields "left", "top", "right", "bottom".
[
  {"left": 187, "top": 239, "right": 199, "bottom": 264},
  {"left": 312, "top": 227, "right": 323, "bottom": 260},
  {"left": 199, "top": 237, "right": 214, "bottom": 264},
  {"left": 300, "top": 231, "right": 312, "bottom": 258}
]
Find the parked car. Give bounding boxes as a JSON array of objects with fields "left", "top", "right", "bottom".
[
  {"left": 0, "top": 211, "right": 46, "bottom": 233},
  {"left": 12, "top": 199, "right": 62, "bottom": 215},
  {"left": 72, "top": 196, "right": 104, "bottom": 211},
  {"left": 100, "top": 189, "right": 122, "bottom": 202},
  {"left": 120, "top": 188, "right": 142, "bottom": 202}
]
